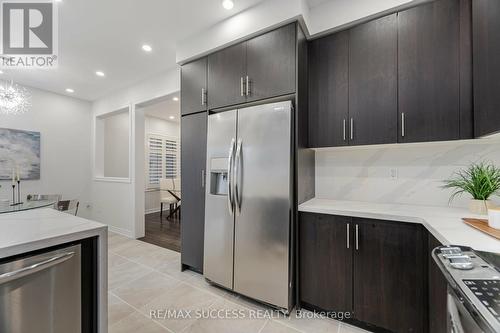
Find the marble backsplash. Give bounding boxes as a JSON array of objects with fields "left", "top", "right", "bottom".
[{"left": 315, "top": 137, "right": 500, "bottom": 208}]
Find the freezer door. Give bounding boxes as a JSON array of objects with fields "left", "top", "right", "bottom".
[
  {"left": 204, "top": 110, "right": 237, "bottom": 289},
  {"left": 233, "top": 101, "right": 292, "bottom": 309}
]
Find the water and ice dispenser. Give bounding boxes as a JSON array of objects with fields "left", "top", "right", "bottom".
[{"left": 209, "top": 157, "right": 229, "bottom": 196}]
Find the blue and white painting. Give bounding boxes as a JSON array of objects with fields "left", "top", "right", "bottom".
[{"left": 0, "top": 128, "right": 40, "bottom": 180}]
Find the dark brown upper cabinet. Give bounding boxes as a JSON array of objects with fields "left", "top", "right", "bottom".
[
  {"left": 246, "top": 23, "right": 296, "bottom": 102},
  {"left": 473, "top": 0, "right": 500, "bottom": 137},
  {"left": 299, "top": 212, "right": 353, "bottom": 313},
  {"left": 181, "top": 57, "right": 208, "bottom": 116},
  {"left": 353, "top": 218, "right": 425, "bottom": 333},
  {"left": 207, "top": 23, "right": 296, "bottom": 110},
  {"left": 308, "top": 31, "right": 349, "bottom": 148},
  {"left": 308, "top": 0, "right": 474, "bottom": 148},
  {"left": 208, "top": 43, "right": 246, "bottom": 110},
  {"left": 349, "top": 14, "right": 398, "bottom": 146},
  {"left": 398, "top": 0, "right": 472, "bottom": 143}
]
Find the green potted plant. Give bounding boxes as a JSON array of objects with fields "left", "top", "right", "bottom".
[{"left": 442, "top": 162, "right": 500, "bottom": 215}]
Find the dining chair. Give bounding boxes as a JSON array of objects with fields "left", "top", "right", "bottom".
[
  {"left": 57, "top": 200, "right": 80, "bottom": 216},
  {"left": 173, "top": 178, "right": 181, "bottom": 192},
  {"left": 159, "top": 178, "right": 179, "bottom": 223}
]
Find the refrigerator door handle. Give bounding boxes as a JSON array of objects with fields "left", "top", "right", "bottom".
[
  {"left": 227, "top": 138, "right": 236, "bottom": 215},
  {"left": 234, "top": 138, "right": 243, "bottom": 215}
]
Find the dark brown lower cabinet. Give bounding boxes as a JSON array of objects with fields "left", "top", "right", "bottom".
[
  {"left": 299, "top": 213, "right": 353, "bottom": 312},
  {"left": 353, "top": 218, "right": 425, "bottom": 333},
  {"left": 428, "top": 234, "right": 448, "bottom": 333},
  {"left": 300, "top": 213, "right": 427, "bottom": 333}
]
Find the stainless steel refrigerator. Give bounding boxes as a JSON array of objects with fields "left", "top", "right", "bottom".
[{"left": 204, "top": 100, "right": 293, "bottom": 311}]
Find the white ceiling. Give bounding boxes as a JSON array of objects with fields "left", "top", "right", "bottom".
[
  {"left": 141, "top": 92, "right": 180, "bottom": 123},
  {"left": 307, "top": 0, "right": 332, "bottom": 8},
  {"left": 2, "top": 0, "right": 411, "bottom": 102},
  {"left": 1, "top": 0, "right": 264, "bottom": 101}
]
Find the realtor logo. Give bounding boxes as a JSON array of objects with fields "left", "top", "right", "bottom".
[{"left": 0, "top": 0, "right": 58, "bottom": 68}]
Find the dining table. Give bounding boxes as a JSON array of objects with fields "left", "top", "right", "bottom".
[
  {"left": 0, "top": 200, "right": 56, "bottom": 214},
  {"left": 166, "top": 189, "right": 181, "bottom": 218}
]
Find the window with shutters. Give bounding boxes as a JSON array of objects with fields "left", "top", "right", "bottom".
[{"left": 146, "top": 134, "right": 179, "bottom": 186}]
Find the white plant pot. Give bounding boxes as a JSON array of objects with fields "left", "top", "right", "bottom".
[
  {"left": 469, "top": 199, "right": 492, "bottom": 215},
  {"left": 488, "top": 207, "right": 500, "bottom": 230}
]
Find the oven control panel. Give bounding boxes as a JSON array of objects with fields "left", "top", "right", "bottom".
[{"left": 463, "top": 279, "right": 500, "bottom": 322}]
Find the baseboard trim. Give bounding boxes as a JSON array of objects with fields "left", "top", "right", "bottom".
[
  {"left": 108, "top": 225, "right": 134, "bottom": 238},
  {"left": 145, "top": 208, "right": 161, "bottom": 214},
  {"left": 145, "top": 207, "right": 174, "bottom": 215}
]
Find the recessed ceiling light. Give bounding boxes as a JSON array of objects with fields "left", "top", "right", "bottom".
[
  {"left": 142, "top": 44, "right": 152, "bottom": 52},
  {"left": 65, "top": 88, "right": 74, "bottom": 93},
  {"left": 0, "top": 70, "right": 3, "bottom": 74},
  {"left": 172, "top": 97, "right": 179, "bottom": 101},
  {"left": 169, "top": 116, "right": 175, "bottom": 120},
  {"left": 95, "top": 71, "right": 105, "bottom": 77},
  {"left": 222, "top": 0, "right": 234, "bottom": 10}
]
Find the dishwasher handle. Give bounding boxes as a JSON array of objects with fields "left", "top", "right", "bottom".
[{"left": 0, "top": 251, "right": 75, "bottom": 285}]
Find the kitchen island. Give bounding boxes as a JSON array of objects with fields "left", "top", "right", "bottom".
[{"left": 0, "top": 207, "right": 108, "bottom": 333}]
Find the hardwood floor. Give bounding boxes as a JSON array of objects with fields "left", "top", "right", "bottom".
[{"left": 138, "top": 211, "right": 181, "bottom": 252}]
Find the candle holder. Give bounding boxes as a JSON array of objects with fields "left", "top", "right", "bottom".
[
  {"left": 10, "top": 184, "right": 16, "bottom": 206},
  {"left": 16, "top": 180, "right": 22, "bottom": 205}
]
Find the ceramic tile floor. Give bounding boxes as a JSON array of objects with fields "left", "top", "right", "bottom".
[{"left": 108, "top": 232, "right": 372, "bottom": 333}]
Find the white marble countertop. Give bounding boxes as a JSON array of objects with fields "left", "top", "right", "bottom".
[
  {"left": 0, "top": 207, "right": 107, "bottom": 259},
  {"left": 0, "top": 208, "right": 108, "bottom": 332},
  {"left": 299, "top": 198, "right": 500, "bottom": 253}
]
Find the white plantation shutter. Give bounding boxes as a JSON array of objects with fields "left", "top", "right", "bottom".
[
  {"left": 148, "top": 136, "right": 163, "bottom": 184},
  {"left": 165, "top": 138, "right": 178, "bottom": 178},
  {"left": 147, "top": 134, "right": 179, "bottom": 186}
]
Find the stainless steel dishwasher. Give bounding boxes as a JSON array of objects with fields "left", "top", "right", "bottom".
[{"left": 0, "top": 244, "right": 82, "bottom": 333}]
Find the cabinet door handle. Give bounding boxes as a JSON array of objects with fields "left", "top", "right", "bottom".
[
  {"left": 240, "top": 77, "right": 244, "bottom": 97},
  {"left": 346, "top": 223, "right": 350, "bottom": 249},
  {"left": 343, "top": 119, "right": 346, "bottom": 141},
  {"left": 355, "top": 224, "right": 359, "bottom": 250},
  {"left": 201, "top": 169, "right": 205, "bottom": 188},
  {"left": 350, "top": 118, "right": 354, "bottom": 141},
  {"left": 201, "top": 88, "right": 206, "bottom": 106},
  {"left": 401, "top": 112, "right": 405, "bottom": 137},
  {"left": 246, "top": 76, "right": 250, "bottom": 96}
]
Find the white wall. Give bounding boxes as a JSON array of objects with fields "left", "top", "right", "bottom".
[
  {"left": 103, "top": 111, "right": 130, "bottom": 178},
  {"left": 307, "top": 0, "right": 418, "bottom": 35},
  {"left": 176, "top": 0, "right": 309, "bottom": 63},
  {"left": 90, "top": 68, "right": 180, "bottom": 238},
  {"left": 145, "top": 116, "right": 180, "bottom": 138},
  {"left": 0, "top": 86, "right": 92, "bottom": 217},
  {"left": 175, "top": 0, "right": 428, "bottom": 64},
  {"left": 315, "top": 138, "right": 500, "bottom": 208},
  {"left": 144, "top": 116, "right": 180, "bottom": 214}
]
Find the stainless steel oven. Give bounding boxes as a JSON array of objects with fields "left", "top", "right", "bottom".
[
  {"left": 0, "top": 244, "right": 82, "bottom": 333},
  {"left": 433, "top": 246, "right": 500, "bottom": 333},
  {"left": 448, "top": 287, "right": 484, "bottom": 333}
]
